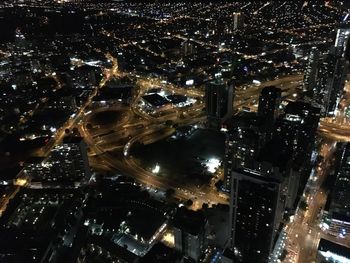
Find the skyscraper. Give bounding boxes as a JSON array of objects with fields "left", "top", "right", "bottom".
[
  {"left": 229, "top": 167, "right": 288, "bottom": 263},
  {"left": 222, "top": 113, "right": 265, "bottom": 191},
  {"left": 313, "top": 52, "right": 339, "bottom": 116},
  {"left": 205, "top": 78, "right": 234, "bottom": 129},
  {"left": 303, "top": 47, "right": 319, "bottom": 93},
  {"left": 323, "top": 143, "right": 350, "bottom": 238},
  {"left": 327, "top": 57, "right": 348, "bottom": 115},
  {"left": 258, "top": 86, "right": 282, "bottom": 126},
  {"left": 273, "top": 101, "right": 320, "bottom": 197},
  {"left": 232, "top": 13, "right": 244, "bottom": 31},
  {"left": 275, "top": 101, "right": 320, "bottom": 168},
  {"left": 311, "top": 25, "right": 350, "bottom": 116},
  {"left": 334, "top": 25, "right": 350, "bottom": 58},
  {"left": 181, "top": 40, "right": 195, "bottom": 57}
]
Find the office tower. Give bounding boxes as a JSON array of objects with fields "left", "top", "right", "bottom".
[
  {"left": 312, "top": 25, "right": 350, "bottom": 117},
  {"left": 181, "top": 40, "right": 195, "bottom": 57},
  {"left": 229, "top": 167, "right": 288, "bottom": 263},
  {"left": 318, "top": 52, "right": 348, "bottom": 116},
  {"left": 14, "top": 28, "right": 29, "bottom": 52},
  {"left": 222, "top": 113, "right": 265, "bottom": 191},
  {"left": 334, "top": 25, "right": 350, "bottom": 58},
  {"left": 327, "top": 57, "right": 348, "bottom": 115},
  {"left": 205, "top": 78, "right": 234, "bottom": 129},
  {"left": 274, "top": 101, "right": 320, "bottom": 197},
  {"left": 303, "top": 47, "right": 319, "bottom": 93},
  {"left": 232, "top": 13, "right": 244, "bottom": 31},
  {"left": 275, "top": 101, "right": 320, "bottom": 167},
  {"left": 322, "top": 143, "right": 350, "bottom": 238},
  {"left": 223, "top": 128, "right": 260, "bottom": 191},
  {"left": 173, "top": 208, "right": 208, "bottom": 262},
  {"left": 331, "top": 143, "right": 350, "bottom": 215},
  {"left": 313, "top": 52, "right": 337, "bottom": 116},
  {"left": 258, "top": 86, "right": 282, "bottom": 126}
]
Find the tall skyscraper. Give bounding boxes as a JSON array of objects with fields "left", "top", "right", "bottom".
[
  {"left": 275, "top": 101, "right": 320, "bottom": 168},
  {"left": 303, "top": 47, "right": 319, "bottom": 93},
  {"left": 323, "top": 143, "right": 350, "bottom": 238},
  {"left": 334, "top": 25, "right": 350, "bottom": 58},
  {"left": 222, "top": 113, "right": 265, "bottom": 191},
  {"left": 327, "top": 57, "right": 348, "bottom": 115},
  {"left": 181, "top": 40, "right": 195, "bottom": 57},
  {"left": 258, "top": 86, "right": 282, "bottom": 126},
  {"left": 205, "top": 78, "right": 234, "bottom": 129},
  {"left": 273, "top": 101, "right": 320, "bottom": 197},
  {"left": 311, "top": 25, "right": 350, "bottom": 116},
  {"left": 313, "top": 53, "right": 334, "bottom": 114},
  {"left": 232, "top": 13, "right": 244, "bottom": 31},
  {"left": 229, "top": 167, "right": 288, "bottom": 263}
]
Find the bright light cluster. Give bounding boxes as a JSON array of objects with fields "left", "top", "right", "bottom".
[{"left": 205, "top": 158, "right": 221, "bottom": 173}]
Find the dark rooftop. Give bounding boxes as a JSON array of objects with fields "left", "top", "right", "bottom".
[
  {"left": 63, "top": 136, "right": 84, "bottom": 144},
  {"left": 141, "top": 243, "right": 182, "bottom": 263},
  {"left": 142, "top": 94, "right": 169, "bottom": 107},
  {"left": 173, "top": 207, "right": 206, "bottom": 236}
]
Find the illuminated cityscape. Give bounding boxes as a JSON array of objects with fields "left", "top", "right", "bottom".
[{"left": 1, "top": 0, "right": 350, "bottom": 262}]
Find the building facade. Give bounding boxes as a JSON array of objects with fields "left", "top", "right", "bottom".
[{"left": 205, "top": 78, "right": 234, "bottom": 129}]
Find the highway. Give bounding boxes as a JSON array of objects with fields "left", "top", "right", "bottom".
[
  {"left": 68, "top": 53, "right": 229, "bottom": 208},
  {"left": 78, "top": 53, "right": 309, "bottom": 211}
]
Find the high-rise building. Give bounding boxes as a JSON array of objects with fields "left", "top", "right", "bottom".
[
  {"left": 313, "top": 53, "right": 337, "bottom": 116},
  {"left": 334, "top": 25, "right": 350, "bottom": 58},
  {"left": 322, "top": 143, "right": 350, "bottom": 238},
  {"left": 258, "top": 86, "right": 282, "bottom": 126},
  {"left": 312, "top": 26, "right": 350, "bottom": 116},
  {"left": 229, "top": 167, "right": 288, "bottom": 263},
  {"left": 275, "top": 101, "right": 320, "bottom": 167},
  {"left": 303, "top": 47, "right": 320, "bottom": 93},
  {"left": 173, "top": 208, "right": 208, "bottom": 262},
  {"left": 232, "top": 13, "right": 244, "bottom": 31},
  {"left": 181, "top": 40, "right": 195, "bottom": 57},
  {"left": 327, "top": 57, "right": 348, "bottom": 115},
  {"left": 223, "top": 127, "right": 260, "bottom": 191},
  {"left": 274, "top": 101, "right": 320, "bottom": 197},
  {"left": 330, "top": 143, "right": 350, "bottom": 215},
  {"left": 205, "top": 78, "right": 234, "bottom": 129},
  {"left": 222, "top": 113, "right": 265, "bottom": 191}
]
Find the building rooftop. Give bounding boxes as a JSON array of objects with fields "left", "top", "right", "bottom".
[
  {"left": 141, "top": 243, "right": 182, "bottom": 263},
  {"left": 142, "top": 94, "right": 169, "bottom": 107},
  {"left": 318, "top": 238, "right": 350, "bottom": 259},
  {"left": 63, "top": 136, "right": 84, "bottom": 144},
  {"left": 173, "top": 207, "right": 206, "bottom": 236}
]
